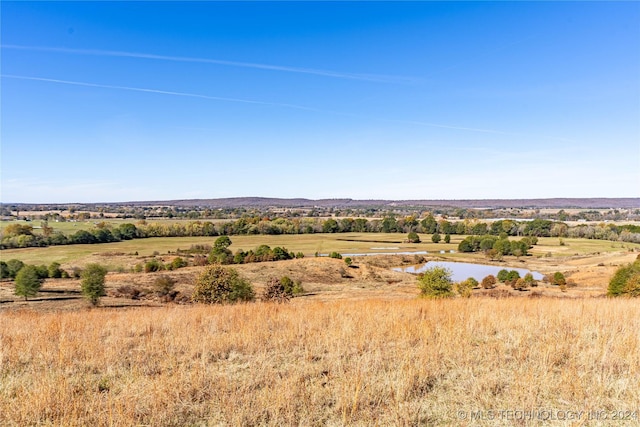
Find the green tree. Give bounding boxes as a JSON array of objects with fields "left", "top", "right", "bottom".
[
  {"left": 0, "top": 261, "right": 9, "bottom": 279},
  {"left": 322, "top": 219, "right": 339, "bottom": 233},
  {"left": 209, "top": 235, "right": 233, "bottom": 264},
  {"left": 497, "top": 269, "right": 510, "bottom": 282},
  {"left": 14, "top": 265, "right": 43, "bottom": 300},
  {"left": 418, "top": 267, "right": 454, "bottom": 299},
  {"left": 421, "top": 214, "right": 437, "bottom": 234},
  {"left": 523, "top": 273, "right": 537, "bottom": 288},
  {"left": 192, "top": 264, "right": 254, "bottom": 304},
  {"left": 48, "top": 262, "right": 63, "bottom": 279},
  {"left": 552, "top": 271, "right": 566, "bottom": 287},
  {"left": 444, "top": 234, "right": 451, "bottom": 244},
  {"left": 6, "top": 259, "right": 25, "bottom": 279},
  {"left": 608, "top": 259, "right": 640, "bottom": 297},
  {"left": 81, "top": 263, "right": 107, "bottom": 306},
  {"left": 431, "top": 233, "right": 441, "bottom": 243},
  {"left": 407, "top": 232, "right": 421, "bottom": 243}
]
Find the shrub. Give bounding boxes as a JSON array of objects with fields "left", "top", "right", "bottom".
[
  {"left": 523, "top": 273, "right": 537, "bottom": 288},
  {"left": 481, "top": 275, "right": 497, "bottom": 289},
  {"left": 116, "top": 285, "right": 141, "bottom": 299},
  {"left": 48, "top": 262, "right": 63, "bottom": 279},
  {"left": 418, "top": 267, "right": 454, "bottom": 299},
  {"left": 513, "top": 278, "right": 529, "bottom": 291},
  {"left": 262, "top": 277, "right": 291, "bottom": 303},
  {"left": 444, "top": 234, "right": 451, "bottom": 243},
  {"left": 153, "top": 275, "right": 176, "bottom": 296},
  {"left": 497, "top": 269, "right": 509, "bottom": 282},
  {"left": 144, "top": 258, "right": 165, "bottom": 273},
  {"left": 552, "top": 271, "right": 566, "bottom": 287},
  {"left": 192, "top": 264, "right": 254, "bottom": 304},
  {"left": 407, "top": 232, "right": 421, "bottom": 243},
  {"left": 344, "top": 257, "right": 353, "bottom": 266},
  {"left": 170, "top": 257, "right": 187, "bottom": 270},
  {"left": 328, "top": 252, "right": 342, "bottom": 259},
  {"left": 81, "top": 263, "right": 107, "bottom": 306},
  {"left": 431, "top": 233, "right": 441, "bottom": 243},
  {"left": 455, "top": 278, "right": 475, "bottom": 298}
]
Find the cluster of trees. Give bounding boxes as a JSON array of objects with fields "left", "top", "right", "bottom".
[
  {"left": 457, "top": 235, "right": 536, "bottom": 257},
  {"left": 1, "top": 259, "right": 68, "bottom": 281},
  {"left": 2, "top": 259, "right": 107, "bottom": 305},
  {"left": 206, "top": 236, "right": 303, "bottom": 265},
  {"left": 417, "top": 267, "right": 545, "bottom": 298},
  {"left": 1, "top": 222, "right": 143, "bottom": 249}
]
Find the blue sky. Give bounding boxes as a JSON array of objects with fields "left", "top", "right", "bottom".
[{"left": 1, "top": 1, "right": 639, "bottom": 203}]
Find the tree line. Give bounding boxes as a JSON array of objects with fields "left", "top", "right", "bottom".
[{"left": 2, "top": 215, "right": 640, "bottom": 250}]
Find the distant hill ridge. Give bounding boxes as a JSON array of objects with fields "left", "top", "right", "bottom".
[{"left": 117, "top": 197, "right": 639, "bottom": 209}]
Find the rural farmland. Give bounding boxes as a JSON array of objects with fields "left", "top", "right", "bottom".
[{"left": 2, "top": 1, "right": 640, "bottom": 425}]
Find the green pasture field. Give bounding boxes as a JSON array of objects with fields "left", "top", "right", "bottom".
[
  {"left": 530, "top": 237, "right": 639, "bottom": 255},
  {"left": 1, "top": 231, "right": 638, "bottom": 268},
  {"left": 0, "top": 233, "right": 459, "bottom": 266}
]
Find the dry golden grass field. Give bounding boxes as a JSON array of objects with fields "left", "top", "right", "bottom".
[
  {"left": 1, "top": 234, "right": 639, "bottom": 425},
  {"left": 1, "top": 299, "right": 639, "bottom": 426}
]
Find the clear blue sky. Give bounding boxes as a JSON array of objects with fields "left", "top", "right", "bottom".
[{"left": 2, "top": 1, "right": 639, "bottom": 203}]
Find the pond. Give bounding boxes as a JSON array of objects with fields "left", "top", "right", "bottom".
[
  {"left": 319, "top": 250, "right": 455, "bottom": 257},
  {"left": 393, "top": 261, "right": 544, "bottom": 282}
]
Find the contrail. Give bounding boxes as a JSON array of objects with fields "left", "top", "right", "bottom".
[
  {"left": 2, "top": 74, "right": 572, "bottom": 141},
  {"left": 1, "top": 44, "right": 416, "bottom": 84},
  {"left": 1, "top": 74, "right": 319, "bottom": 111}
]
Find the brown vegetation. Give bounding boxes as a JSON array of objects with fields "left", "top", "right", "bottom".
[{"left": 1, "top": 298, "right": 638, "bottom": 426}]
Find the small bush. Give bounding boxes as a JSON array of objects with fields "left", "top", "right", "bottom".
[
  {"left": 329, "top": 252, "right": 342, "bottom": 259},
  {"left": 192, "top": 264, "right": 254, "bottom": 304},
  {"left": 407, "top": 232, "right": 420, "bottom": 243},
  {"left": 497, "top": 269, "right": 509, "bottom": 282},
  {"left": 552, "top": 271, "right": 566, "bottom": 287},
  {"left": 153, "top": 275, "right": 176, "bottom": 296},
  {"left": 116, "top": 285, "right": 141, "bottom": 299},
  {"left": 170, "top": 257, "right": 188, "bottom": 270},
  {"left": 144, "top": 259, "right": 165, "bottom": 273},
  {"left": 455, "top": 278, "right": 475, "bottom": 298},
  {"left": 481, "top": 275, "right": 497, "bottom": 289},
  {"left": 48, "top": 262, "right": 63, "bottom": 279},
  {"left": 262, "top": 277, "right": 291, "bottom": 303}
]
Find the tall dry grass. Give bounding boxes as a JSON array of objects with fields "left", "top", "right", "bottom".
[{"left": 1, "top": 298, "right": 639, "bottom": 426}]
